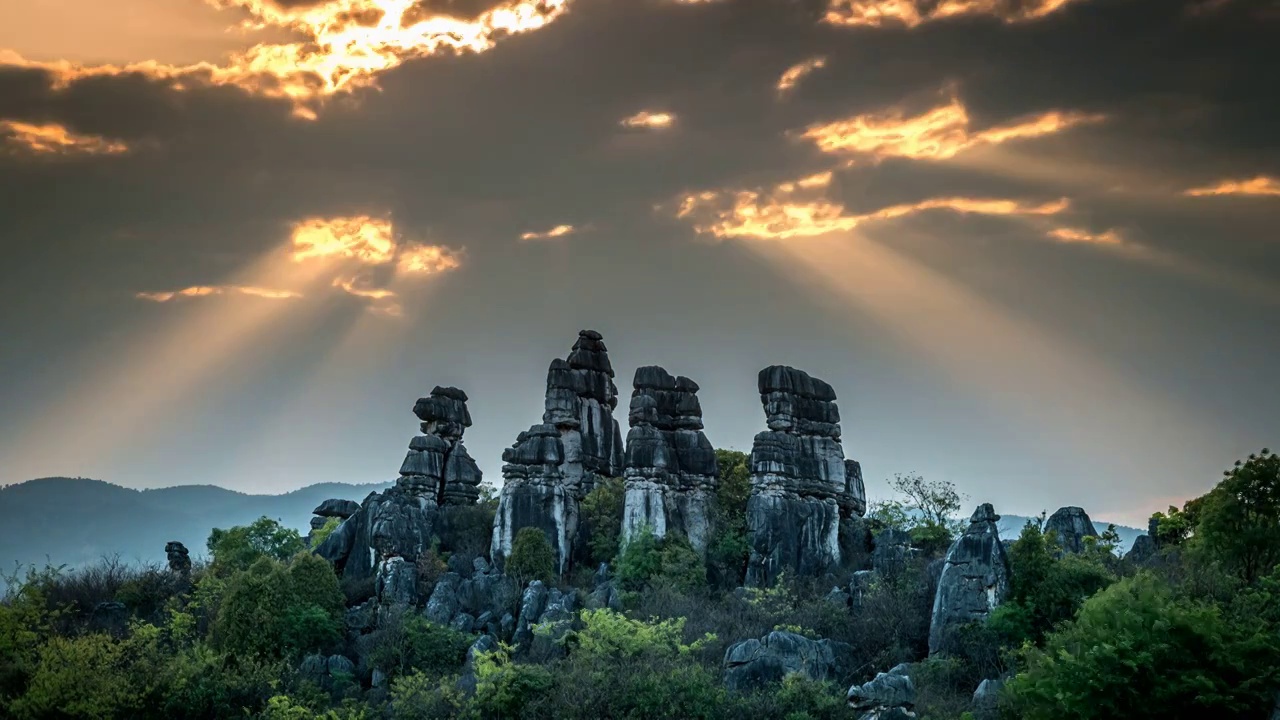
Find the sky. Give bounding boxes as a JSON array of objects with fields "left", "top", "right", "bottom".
[{"left": 0, "top": 0, "right": 1277, "bottom": 528}]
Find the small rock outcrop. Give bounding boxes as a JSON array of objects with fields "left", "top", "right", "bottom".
[
  {"left": 165, "top": 541, "right": 191, "bottom": 576},
  {"left": 972, "top": 678, "right": 1003, "bottom": 720},
  {"left": 1044, "top": 506, "right": 1098, "bottom": 554},
  {"left": 928, "top": 504, "right": 1010, "bottom": 655},
  {"left": 1127, "top": 515, "right": 1160, "bottom": 563},
  {"left": 745, "top": 366, "right": 866, "bottom": 586},
  {"left": 316, "top": 387, "right": 483, "bottom": 585},
  {"left": 309, "top": 499, "right": 361, "bottom": 542},
  {"left": 723, "top": 630, "right": 846, "bottom": 691},
  {"left": 620, "top": 366, "right": 719, "bottom": 554},
  {"left": 847, "top": 664, "right": 916, "bottom": 719},
  {"left": 492, "top": 331, "right": 625, "bottom": 575}
]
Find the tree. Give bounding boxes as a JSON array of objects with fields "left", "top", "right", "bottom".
[
  {"left": 506, "top": 527, "right": 555, "bottom": 585},
  {"left": 994, "top": 521, "right": 1115, "bottom": 645},
  {"left": 1194, "top": 449, "right": 1280, "bottom": 584},
  {"left": 581, "top": 477, "right": 626, "bottom": 566},
  {"left": 1005, "top": 572, "right": 1278, "bottom": 719},
  {"left": 708, "top": 449, "right": 751, "bottom": 586},
  {"left": 616, "top": 525, "right": 663, "bottom": 591},
  {"left": 207, "top": 517, "right": 305, "bottom": 575},
  {"left": 888, "top": 473, "right": 965, "bottom": 531},
  {"left": 309, "top": 518, "right": 342, "bottom": 550},
  {"left": 211, "top": 554, "right": 344, "bottom": 659}
]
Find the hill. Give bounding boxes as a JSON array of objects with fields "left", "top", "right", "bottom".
[{"left": 0, "top": 477, "right": 393, "bottom": 584}]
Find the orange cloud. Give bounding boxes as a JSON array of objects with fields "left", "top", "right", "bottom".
[
  {"left": 799, "top": 97, "right": 1103, "bottom": 162},
  {"left": 332, "top": 277, "right": 396, "bottom": 300},
  {"left": 1, "top": 0, "right": 570, "bottom": 117},
  {"left": 1184, "top": 175, "right": 1280, "bottom": 198},
  {"left": 397, "top": 243, "right": 464, "bottom": 274},
  {"left": 777, "top": 57, "right": 827, "bottom": 94},
  {"left": 1047, "top": 227, "right": 1125, "bottom": 245},
  {"left": 290, "top": 215, "right": 397, "bottom": 264},
  {"left": 824, "top": 0, "right": 1077, "bottom": 28},
  {"left": 519, "top": 223, "right": 576, "bottom": 241},
  {"left": 0, "top": 120, "right": 129, "bottom": 156},
  {"left": 620, "top": 110, "right": 676, "bottom": 130},
  {"left": 674, "top": 172, "right": 1068, "bottom": 240},
  {"left": 136, "top": 284, "right": 303, "bottom": 302}
]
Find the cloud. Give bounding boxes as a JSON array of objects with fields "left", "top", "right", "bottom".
[
  {"left": 396, "top": 243, "right": 464, "bottom": 274},
  {"left": 620, "top": 110, "right": 676, "bottom": 130},
  {"left": 0, "top": 120, "right": 129, "bottom": 156},
  {"left": 1047, "top": 226, "right": 1125, "bottom": 245},
  {"left": 519, "top": 223, "right": 577, "bottom": 241},
  {"left": 0, "top": 0, "right": 571, "bottom": 117},
  {"left": 823, "top": 0, "right": 1079, "bottom": 29},
  {"left": 673, "top": 171, "right": 1068, "bottom": 240},
  {"left": 777, "top": 57, "right": 827, "bottom": 95},
  {"left": 1184, "top": 175, "right": 1280, "bottom": 197},
  {"left": 136, "top": 285, "right": 303, "bottom": 302},
  {"left": 332, "top": 276, "right": 396, "bottom": 300},
  {"left": 290, "top": 215, "right": 397, "bottom": 264},
  {"left": 799, "top": 96, "right": 1104, "bottom": 162}
]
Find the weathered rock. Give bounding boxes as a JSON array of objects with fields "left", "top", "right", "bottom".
[
  {"left": 1045, "top": 506, "right": 1098, "bottom": 554},
  {"left": 847, "top": 665, "right": 916, "bottom": 715},
  {"left": 328, "top": 655, "right": 355, "bottom": 677},
  {"left": 972, "top": 678, "right": 1003, "bottom": 720},
  {"left": 165, "top": 541, "right": 191, "bottom": 576},
  {"left": 492, "top": 331, "right": 626, "bottom": 574},
  {"left": 89, "top": 601, "right": 129, "bottom": 634},
  {"left": 513, "top": 580, "right": 549, "bottom": 647},
  {"left": 850, "top": 570, "right": 876, "bottom": 609},
  {"left": 314, "top": 499, "right": 361, "bottom": 519},
  {"left": 451, "top": 613, "right": 477, "bottom": 634},
  {"left": 746, "top": 366, "right": 865, "bottom": 587},
  {"left": 425, "top": 573, "right": 463, "bottom": 625},
  {"left": 376, "top": 557, "right": 418, "bottom": 607},
  {"left": 929, "top": 504, "right": 1010, "bottom": 655},
  {"left": 316, "top": 385, "right": 482, "bottom": 588},
  {"left": 723, "top": 630, "right": 846, "bottom": 691},
  {"left": 621, "top": 366, "right": 719, "bottom": 554},
  {"left": 1127, "top": 534, "right": 1157, "bottom": 563},
  {"left": 458, "top": 634, "right": 499, "bottom": 695}
]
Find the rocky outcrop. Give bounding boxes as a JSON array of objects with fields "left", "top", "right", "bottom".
[
  {"left": 745, "top": 366, "right": 866, "bottom": 586},
  {"left": 1127, "top": 515, "right": 1160, "bottom": 563},
  {"left": 723, "top": 630, "right": 847, "bottom": 691},
  {"left": 1045, "top": 506, "right": 1098, "bottom": 554},
  {"left": 928, "top": 504, "right": 1010, "bottom": 655},
  {"left": 309, "top": 499, "right": 361, "bottom": 542},
  {"left": 316, "top": 387, "right": 482, "bottom": 584},
  {"left": 848, "top": 664, "right": 917, "bottom": 719},
  {"left": 620, "top": 366, "right": 719, "bottom": 554},
  {"left": 492, "top": 331, "right": 625, "bottom": 575},
  {"left": 972, "top": 678, "right": 1003, "bottom": 720},
  {"left": 165, "top": 541, "right": 191, "bottom": 576}
]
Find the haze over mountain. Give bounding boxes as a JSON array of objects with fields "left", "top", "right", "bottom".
[{"left": 0, "top": 477, "right": 392, "bottom": 586}]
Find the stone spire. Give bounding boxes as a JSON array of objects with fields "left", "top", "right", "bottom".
[
  {"left": 620, "top": 366, "right": 719, "bottom": 553},
  {"left": 928, "top": 503, "right": 1011, "bottom": 655},
  {"left": 745, "top": 366, "right": 865, "bottom": 587}
]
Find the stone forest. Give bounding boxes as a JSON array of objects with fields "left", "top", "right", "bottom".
[{"left": 2, "top": 330, "right": 1279, "bottom": 720}]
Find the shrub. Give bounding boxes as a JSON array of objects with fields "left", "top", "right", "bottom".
[
  {"left": 207, "top": 517, "right": 306, "bottom": 575},
  {"left": 708, "top": 450, "right": 751, "bottom": 587},
  {"left": 365, "top": 610, "right": 473, "bottom": 680},
  {"left": 212, "top": 554, "right": 344, "bottom": 660},
  {"left": 507, "top": 527, "right": 556, "bottom": 586},
  {"left": 581, "top": 477, "right": 626, "bottom": 566},
  {"left": 310, "top": 518, "right": 342, "bottom": 550}
]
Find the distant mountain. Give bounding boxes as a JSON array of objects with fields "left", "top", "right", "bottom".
[
  {"left": 998, "top": 514, "right": 1143, "bottom": 554},
  {"left": 0, "top": 477, "right": 393, "bottom": 586}
]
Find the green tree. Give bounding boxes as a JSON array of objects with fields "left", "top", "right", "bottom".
[
  {"left": 207, "top": 517, "right": 306, "bottom": 575},
  {"left": 581, "top": 477, "right": 626, "bottom": 566},
  {"left": 366, "top": 612, "right": 473, "bottom": 680},
  {"left": 1194, "top": 449, "right": 1280, "bottom": 584},
  {"left": 708, "top": 449, "right": 751, "bottom": 586},
  {"left": 309, "top": 517, "right": 342, "bottom": 550},
  {"left": 1005, "top": 572, "right": 1278, "bottom": 719},
  {"left": 995, "top": 521, "right": 1115, "bottom": 645},
  {"left": 506, "top": 527, "right": 556, "bottom": 585},
  {"left": 212, "top": 554, "right": 344, "bottom": 660},
  {"left": 616, "top": 525, "right": 663, "bottom": 591}
]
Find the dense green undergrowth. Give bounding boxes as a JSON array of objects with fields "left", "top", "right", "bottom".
[{"left": 1, "top": 449, "right": 1277, "bottom": 719}]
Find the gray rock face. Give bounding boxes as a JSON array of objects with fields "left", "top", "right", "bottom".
[
  {"left": 1045, "top": 506, "right": 1098, "bottom": 554},
  {"left": 847, "top": 665, "right": 916, "bottom": 716},
  {"left": 314, "top": 499, "right": 361, "bottom": 519},
  {"left": 376, "top": 557, "right": 418, "bottom": 607},
  {"left": 1127, "top": 534, "right": 1156, "bottom": 563},
  {"left": 746, "top": 366, "right": 865, "bottom": 586},
  {"left": 621, "top": 366, "right": 719, "bottom": 554},
  {"left": 165, "top": 541, "right": 191, "bottom": 576},
  {"left": 316, "top": 386, "right": 482, "bottom": 585},
  {"left": 928, "top": 504, "right": 1011, "bottom": 655},
  {"left": 492, "top": 331, "right": 625, "bottom": 575},
  {"left": 723, "top": 630, "right": 846, "bottom": 691},
  {"left": 872, "top": 529, "right": 916, "bottom": 575},
  {"left": 972, "top": 678, "right": 1003, "bottom": 720}
]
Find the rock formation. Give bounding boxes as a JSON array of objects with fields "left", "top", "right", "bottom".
[
  {"left": 1044, "top": 506, "right": 1098, "bottom": 554},
  {"left": 972, "top": 678, "right": 1003, "bottom": 720},
  {"left": 928, "top": 504, "right": 1010, "bottom": 655},
  {"left": 620, "top": 366, "right": 719, "bottom": 554},
  {"left": 1127, "top": 515, "right": 1160, "bottom": 563},
  {"left": 316, "top": 387, "right": 483, "bottom": 585},
  {"left": 723, "top": 630, "right": 847, "bottom": 691},
  {"left": 165, "top": 541, "right": 191, "bottom": 576},
  {"left": 847, "top": 664, "right": 916, "bottom": 719},
  {"left": 491, "top": 331, "right": 625, "bottom": 575},
  {"left": 744, "top": 366, "right": 866, "bottom": 586},
  {"left": 309, "top": 499, "right": 360, "bottom": 543}
]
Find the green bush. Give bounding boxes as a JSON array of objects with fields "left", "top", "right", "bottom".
[
  {"left": 707, "top": 450, "right": 751, "bottom": 587},
  {"left": 507, "top": 527, "right": 556, "bottom": 585},
  {"left": 365, "top": 611, "right": 473, "bottom": 680},
  {"left": 212, "top": 554, "right": 344, "bottom": 660},
  {"left": 1193, "top": 449, "right": 1280, "bottom": 584},
  {"left": 310, "top": 518, "right": 342, "bottom": 550},
  {"left": 581, "top": 477, "right": 626, "bottom": 566},
  {"left": 207, "top": 517, "right": 306, "bottom": 575},
  {"left": 616, "top": 526, "right": 664, "bottom": 591}
]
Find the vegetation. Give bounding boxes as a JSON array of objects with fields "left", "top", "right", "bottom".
[{"left": 1, "top": 450, "right": 1278, "bottom": 718}]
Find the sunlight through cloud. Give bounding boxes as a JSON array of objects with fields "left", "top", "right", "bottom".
[
  {"left": 824, "top": 0, "right": 1078, "bottom": 28},
  {"left": 777, "top": 57, "right": 827, "bottom": 95},
  {"left": 0, "top": 120, "right": 130, "bottom": 156},
  {"left": 620, "top": 110, "right": 676, "bottom": 130},
  {"left": 1184, "top": 175, "right": 1280, "bottom": 197},
  {"left": 519, "top": 224, "right": 577, "bottom": 241}
]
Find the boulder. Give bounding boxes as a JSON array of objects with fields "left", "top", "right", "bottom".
[
  {"left": 376, "top": 557, "right": 419, "bottom": 607},
  {"left": 928, "top": 504, "right": 1010, "bottom": 655},
  {"left": 745, "top": 366, "right": 865, "bottom": 587},
  {"left": 1044, "top": 506, "right": 1098, "bottom": 554},
  {"left": 723, "top": 630, "right": 845, "bottom": 691},
  {"left": 313, "top": 499, "right": 361, "bottom": 519},
  {"left": 1127, "top": 534, "right": 1157, "bottom": 563},
  {"left": 621, "top": 365, "right": 719, "bottom": 554},
  {"left": 871, "top": 529, "right": 915, "bottom": 575},
  {"left": 847, "top": 665, "right": 916, "bottom": 717},
  {"left": 972, "top": 678, "right": 1003, "bottom": 720},
  {"left": 425, "top": 573, "right": 463, "bottom": 625},
  {"left": 165, "top": 541, "right": 191, "bottom": 576}
]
